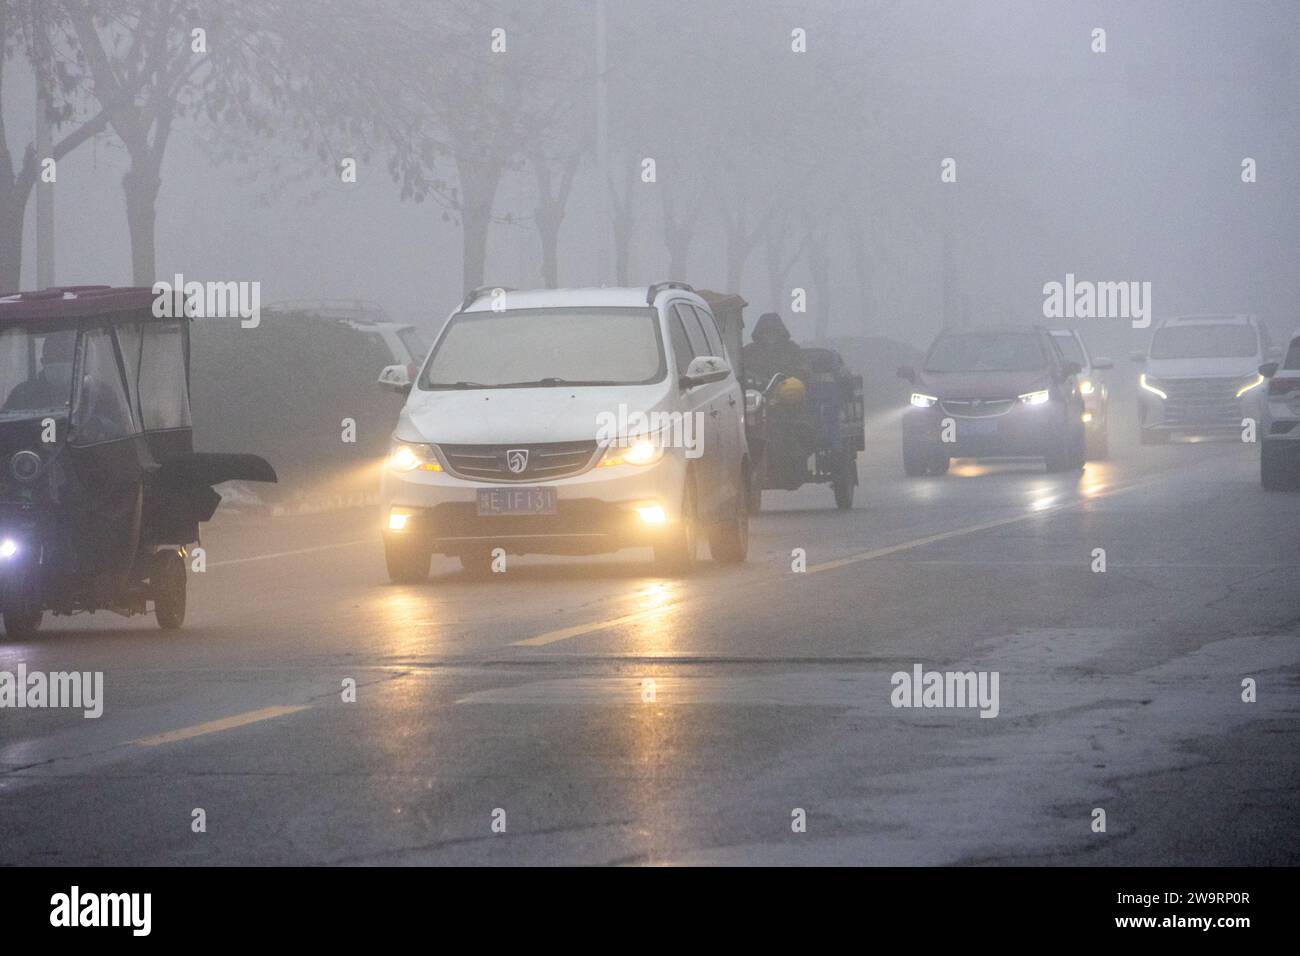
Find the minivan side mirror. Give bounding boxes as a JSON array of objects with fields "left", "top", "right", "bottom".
[
  {"left": 896, "top": 365, "right": 916, "bottom": 383},
  {"left": 680, "top": 355, "right": 731, "bottom": 389},
  {"left": 1091, "top": 356, "right": 1114, "bottom": 370},
  {"left": 1259, "top": 361, "right": 1280, "bottom": 378},
  {"left": 1130, "top": 351, "right": 1146, "bottom": 364},
  {"left": 378, "top": 364, "right": 412, "bottom": 394}
]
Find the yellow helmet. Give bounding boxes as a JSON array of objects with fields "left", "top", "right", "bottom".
[{"left": 773, "top": 376, "right": 806, "bottom": 405}]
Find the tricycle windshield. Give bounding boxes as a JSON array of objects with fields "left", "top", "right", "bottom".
[{"left": 0, "top": 325, "right": 76, "bottom": 422}]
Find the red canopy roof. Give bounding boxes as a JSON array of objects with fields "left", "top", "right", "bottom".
[{"left": 0, "top": 286, "right": 159, "bottom": 324}]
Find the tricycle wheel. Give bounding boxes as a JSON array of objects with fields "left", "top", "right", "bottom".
[
  {"left": 2, "top": 606, "right": 42, "bottom": 639},
  {"left": 152, "top": 549, "right": 187, "bottom": 630},
  {"left": 832, "top": 452, "right": 857, "bottom": 510}
]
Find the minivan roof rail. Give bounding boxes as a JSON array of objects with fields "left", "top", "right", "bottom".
[
  {"left": 460, "top": 285, "right": 515, "bottom": 312},
  {"left": 646, "top": 281, "right": 695, "bottom": 305}
]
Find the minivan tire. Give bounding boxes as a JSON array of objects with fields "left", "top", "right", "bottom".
[
  {"left": 709, "top": 471, "right": 749, "bottom": 564},
  {"left": 655, "top": 476, "right": 699, "bottom": 573}
]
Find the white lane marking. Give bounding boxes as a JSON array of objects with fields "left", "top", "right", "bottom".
[
  {"left": 511, "top": 476, "right": 1165, "bottom": 646},
  {"left": 806, "top": 476, "right": 1161, "bottom": 574},
  {"left": 208, "top": 540, "right": 368, "bottom": 568},
  {"left": 512, "top": 605, "right": 681, "bottom": 647}
]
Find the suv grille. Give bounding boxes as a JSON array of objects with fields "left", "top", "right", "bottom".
[
  {"left": 438, "top": 440, "right": 599, "bottom": 482},
  {"left": 940, "top": 398, "right": 1015, "bottom": 418},
  {"left": 1161, "top": 377, "right": 1241, "bottom": 427}
]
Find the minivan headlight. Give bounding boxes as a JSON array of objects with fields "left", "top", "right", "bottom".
[
  {"left": 600, "top": 436, "right": 665, "bottom": 468},
  {"left": 910, "top": 392, "right": 938, "bottom": 408},
  {"left": 1018, "top": 389, "right": 1051, "bottom": 406},
  {"left": 388, "top": 440, "right": 442, "bottom": 472}
]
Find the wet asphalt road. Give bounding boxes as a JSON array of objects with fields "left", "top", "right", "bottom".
[{"left": 1, "top": 419, "right": 1298, "bottom": 866}]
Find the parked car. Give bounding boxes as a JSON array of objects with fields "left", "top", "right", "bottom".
[
  {"left": 1259, "top": 328, "right": 1300, "bottom": 490},
  {"left": 1132, "top": 314, "right": 1276, "bottom": 444},
  {"left": 264, "top": 299, "right": 430, "bottom": 376},
  {"left": 377, "top": 282, "right": 749, "bottom": 580},
  {"left": 899, "top": 326, "right": 1087, "bottom": 475},
  {"left": 1049, "top": 328, "right": 1112, "bottom": 459}
]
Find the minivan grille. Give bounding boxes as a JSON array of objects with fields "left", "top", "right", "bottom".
[
  {"left": 438, "top": 440, "right": 598, "bottom": 481},
  {"left": 1160, "top": 377, "right": 1241, "bottom": 427}
]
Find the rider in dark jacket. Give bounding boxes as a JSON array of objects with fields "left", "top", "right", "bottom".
[{"left": 742, "top": 312, "right": 811, "bottom": 387}]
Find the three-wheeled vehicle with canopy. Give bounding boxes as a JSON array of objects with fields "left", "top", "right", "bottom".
[
  {"left": 698, "top": 291, "right": 865, "bottom": 511},
  {"left": 0, "top": 286, "right": 276, "bottom": 638}
]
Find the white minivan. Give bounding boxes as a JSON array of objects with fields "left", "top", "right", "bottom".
[{"left": 377, "top": 283, "right": 749, "bottom": 581}]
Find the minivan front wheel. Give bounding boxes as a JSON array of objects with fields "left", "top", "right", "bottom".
[
  {"left": 654, "top": 476, "right": 699, "bottom": 573},
  {"left": 708, "top": 470, "right": 749, "bottom": 564}
]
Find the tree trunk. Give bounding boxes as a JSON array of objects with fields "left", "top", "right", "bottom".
[
  {"left": 808, "top": 233, "right": 831, "bottom": 344},
  {"left": 123, "top": 163, "right": 161, "bottom": 286},
  {"left": 0, "top": 180, "right": 26, "bottom": 292},
  {"left": 456, "top": 156, "right": 502, "bottom": 294}
]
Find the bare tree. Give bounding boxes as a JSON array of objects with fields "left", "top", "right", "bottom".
[{"left": 0, "top": 0, "right": 112, "bottom": 290}]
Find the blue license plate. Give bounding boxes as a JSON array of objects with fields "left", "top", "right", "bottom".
[
  {"left": 959, "top": 420, "right": 998, "bottom": 437},
  {"left": 476, "top": 486, "right": 557, "bottom": 516}
]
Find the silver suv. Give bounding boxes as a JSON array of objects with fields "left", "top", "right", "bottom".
[{"left": 1133, "top": 314, "right": 1276, "bottom": 444}]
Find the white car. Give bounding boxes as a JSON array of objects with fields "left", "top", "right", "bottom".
[
  {"left": 1260, "top": 329, "right": 1300, "bottom": 490},
  {"left": 1049, "top": 328, "right": 1113, "bottom": 459},
  {"left": 1133, "top": 314, "right": 1277, "bottom": 444},
  {"left": 377, "top": 283, "right": 750, "bottom": 580}
]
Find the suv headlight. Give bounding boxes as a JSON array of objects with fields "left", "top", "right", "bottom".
[
  {"left": 1139, "top": 374, "right": 1167, "bottom": 399},
  {"left": 1236, "top": 373, "right": 1265, "bottom": 398},
  {"left": 910, "top": 392, "right": 938, "bottom": 408},
  {"left": 1018, "top": 389, "right": 1051, "bottom": 406},
  {"left": 388, "top": 439, "right": 442, "bottom": 472}
]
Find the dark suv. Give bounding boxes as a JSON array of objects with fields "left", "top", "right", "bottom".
[{"left": 898, "top": 326, "right": 1086, "bottom": 475}]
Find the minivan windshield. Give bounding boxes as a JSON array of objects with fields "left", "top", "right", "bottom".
[
  {"left": 924, "top": 332, "right": 1046, "bottom": 373},
  {"left": 1150, "top": 324, "right": 1259, "bottom": 360},
  {"left": 0, "top": 326, "right": 76, "bottom": 420},
  {"left": 421, "top": 307, "right": 665, "bottom": 388}
]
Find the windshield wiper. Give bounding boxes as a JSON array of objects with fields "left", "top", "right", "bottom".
[
  {"left": 493, "top": 377, "right": 620, "bottom": 388},
  {"left": 426, "top": 381, "right": 492, "bottom": 389}
]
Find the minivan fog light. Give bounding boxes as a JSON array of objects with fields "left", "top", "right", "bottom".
[{"left": 636, "top": 504, "right": 667, "bottom": 525}]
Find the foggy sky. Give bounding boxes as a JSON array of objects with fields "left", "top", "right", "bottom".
[{"left": 5, "top": 0, "right": 1298, "bottom": 357}]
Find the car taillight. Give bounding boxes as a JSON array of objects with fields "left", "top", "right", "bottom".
[{"left": 1268, "top": 376, "right": 1300, "bottom": 396}]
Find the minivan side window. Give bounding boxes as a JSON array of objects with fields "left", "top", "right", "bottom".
[
  {"left": 673, "top": 303, "right": 710, "bottom": 358},
  {"left": 688, "top": 305, "right": 725, "bottom": 358},
  {"left": 667, "top": 310, "right": 696, "bottom": 375}
]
